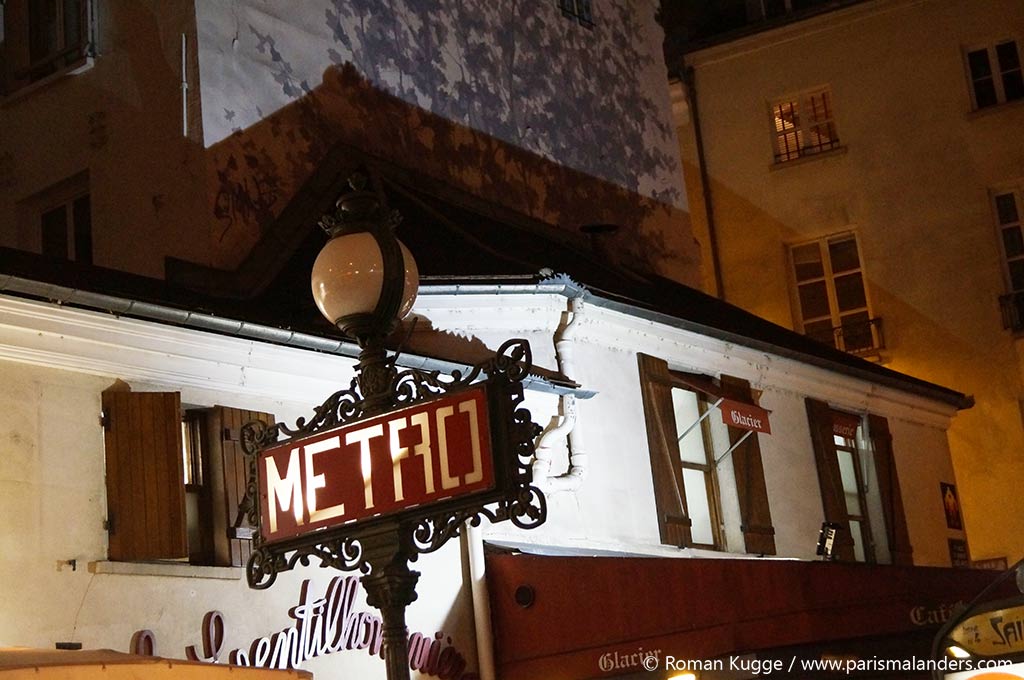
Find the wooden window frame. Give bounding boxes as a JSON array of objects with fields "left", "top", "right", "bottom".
[
  {"left": 787, "top": 232, "right": 880, "bottom": 354},
  {"left": 102, "top": 388, "right": 272, "bottom": 568},
  {"left": 1, "top": 0, "right": 94, "bottom": 96},
  {"left": 638, "top": 354, "right": 776, "bottom": 555},
  {"left": 964, "top": 39, "right": 1024, "bottom": 110},
  {"left": 993, "top": 185, "right": 1024, "bottom": 293},
  {"left": 805, "top": 399, "right": 912, "bottom": 565}
]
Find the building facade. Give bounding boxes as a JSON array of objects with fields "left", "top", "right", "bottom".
[
  {"left": 672, "top": 0, "right": 1024, "bottom": 564},
  {"left": 0, "top": 1, "right": 1012, "bottom": 679}
]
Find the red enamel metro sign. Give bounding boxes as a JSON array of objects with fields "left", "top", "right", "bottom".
[{"left": 258, "top": 385, "right": 494, "bottom": 545}]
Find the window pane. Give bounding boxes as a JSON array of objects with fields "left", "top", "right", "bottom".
[
  {"left": 1004, "top": 227, "right": 1024, "bottom": 258},
  {"left": 849, "top": 520, "right": 866, "bottom": 562},
  {"left": 764, "top": 0, "right": 787, "bottom": 18},
  {"left": 1003, "top": 70, "right": 1024, "bottom": 102},
  {"left": 798, "top": 281, "right": 831, "bottom": 319},
  {"left": 681, "top": 468, "right": 714, "bottom": 546},
  {"left": 672, "top": 389, "right": 707, "bottom": 464},
  {"left": 1010, "top": 260, "right": 1024, "bottom": 292},
  {"left": 836, "top": 449, "right": 862, "bottom": 515},
  {"left": 63, "top": 0, "right": 83, "bottom": 50},
  {"left": 840, "top": 311, "right": 873, "bottom": 351},
  {"left": 973, "top": 77, "right": 998, "bottom": 108},
  {"left": 804, "top": 319, "right": 836, "bottom": 347},
  {"left": 834, "top": 272, "right": 867, "bottom": 311},
  {"left": 41, "top": 205, "right": 68, "bottom": 258},
  {"left": 806, "top": 91, "right": 833, "bottom": 125},
  {"left": 828, "top": 238, "right": 860, "bottom": 273},
  {"left": 968, "top": 49, "right": 992, "bottom": 79},
  {"left": 29, "top": 0, "right": 61, "bottom": 62},
  {"left": 792, "top": 243, "right": 824, "bottom": 281},
  {"left": 997, "top": 41, "right": 1021, "bottom": 72},
  {"left": 773, "top": 101, "right": 799, "bottom": 132},
  {"left": 72, "top": 194, "right": 92, "bottom": 264},
  {"left": 996, "top": 193, "right": 1020, "bottom": 225}
]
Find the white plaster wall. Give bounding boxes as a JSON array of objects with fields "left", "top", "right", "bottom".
[
  {"left": 677, "top": 0, "right": 1024, "bottom": 561},
  {"left": 414, "top": 290, "right": 962, "bottom": 564},
  {"left": 0, "top": 298, "right": 480, "bottom": 677},
  {"left": 0, "top": 289, "right": 967, "bottom": 674}
]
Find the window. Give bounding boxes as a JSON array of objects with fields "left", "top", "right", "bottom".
[
  {"left": 40, "top": 191, "right": 91, "bottom": 263},
  {"left": 557, "top": 0, "right": 593, "bottom": 28},
  {"left": 789, "top": 233, "right": 882, "bottom": 354},
  {"left": 638, "top": 354, "right": 776, "bottom": 555},
  {"left": 993, "top": 187, "right": 1024, "bottom": 330},
  {"left": 101, "top": 388, "right": 274, "bottom": 567},
  {"left": 751, "top": 0, "right": 830, "bottom": 20},
  {"left": 1, "top": 0, "right": 92, "bottom": 95},
  {"left": 770, "top": 87, "right": 840, "bottom": 163},
  {"left": 966, "top": 40, "right": 1024, "bottom": 110},
  {"left": 805, "top": 399, "right": 912, "bottom": 565}
]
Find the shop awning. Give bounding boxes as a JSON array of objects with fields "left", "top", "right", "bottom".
[
  {"left": 0, "top": 649, "right": 312, "bottom": 679},
  {"left": 485, "top": 553, "right": 1015, "bottom": 680}
]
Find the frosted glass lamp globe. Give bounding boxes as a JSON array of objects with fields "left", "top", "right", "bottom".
[{"left": 310, "top": 231, "right": 419, "bottom": 330}]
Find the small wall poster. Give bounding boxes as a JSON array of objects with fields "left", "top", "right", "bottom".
[
  {"left": 941, "top": 482, "right": 963, "bottom": 530},
  {"left": 949, "top": 539, "right": 970, "bottom": 568}
]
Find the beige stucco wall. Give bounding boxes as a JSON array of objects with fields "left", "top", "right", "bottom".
[{"left": 676, "top": 0, "right": 1024, "bottom": 562}]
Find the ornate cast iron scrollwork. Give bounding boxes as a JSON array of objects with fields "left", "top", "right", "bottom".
[{"left": 238, "top": 339, "right": 546, "bottom": 589}]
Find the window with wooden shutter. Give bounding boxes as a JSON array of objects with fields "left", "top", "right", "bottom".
[
  {"left": 867, "top": 414, "right": 913, "bottom": 565},
  {"left": 719, "top": 376, "right": 776, "bottom": 555},
  {"left": 805, "top": 399, "right": 910, "bottom": 564},
  {"left": 805, "top": 398, "right": 857, "bottom": 561},
  {"left": 638, "top": 354, "right": 692, "bottom": 547},
  {"left": 639, "top": 355, "right": 775, "bottom": 554},
  {"left": 204, "top": 406, "right": 274, "bottom": 567},
  {"left": 102, "top": 389, "right": 187, "bottom": 561},
  {"left": 102, "top": 389, "right": 274, "bottom": 567}
]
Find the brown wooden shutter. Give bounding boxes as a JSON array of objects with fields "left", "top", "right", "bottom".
[
  {"left": 637, "top": 354, "right": 692, "bottom": 547},
  {"left": 102, "top": 390, "right": 186, "bottom": 561},
  {"left": 206, "top": 406, "right": 274, "bottom": 567},
  {"left": 719, "top": 376, "right": 776, "bottom": 555},
  {"left": 805, "top": 397, "right": 856, "bottom": 561},
  {"left": 867, "top": 414, "right": 913, "bottom": 565}
]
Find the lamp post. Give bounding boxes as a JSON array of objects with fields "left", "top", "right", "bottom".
[{"left": 310, "top": 172, "right": 421, "bottom": 680}]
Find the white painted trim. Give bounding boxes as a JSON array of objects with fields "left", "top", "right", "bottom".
[
  {"left": 91, "top": 561, "right": 243, "bottom": 580},
  {"left": 0, "top": 294, "right": 357, "bottom": 403},
  {"left": 412, "top": 293, "right": 960, "bottom": 428}
]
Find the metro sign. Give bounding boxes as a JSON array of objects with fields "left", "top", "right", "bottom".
[{"left": 259, "top": 385, "right": 495, "bottom": 546}]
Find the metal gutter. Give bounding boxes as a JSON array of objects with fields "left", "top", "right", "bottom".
[
  {"left": 0, "top": 274, "right": 590, "bottom": 398},
  {"left": 415, "top": 277, "right": 973, "bottom": 411}
]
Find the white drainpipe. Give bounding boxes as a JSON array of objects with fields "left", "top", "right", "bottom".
[
  {"left": 532, "top": 296, "right": 588, "bottom": 493},
  {"left": 466, "top": 296, "right": 589, "bottom": 680}
]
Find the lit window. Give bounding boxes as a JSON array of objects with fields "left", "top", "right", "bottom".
[
  {"left": 40, "top": 192, "right": 91, "bottom": 263},
  {"left": 770, "top": 87, "right": 840, "bottom": 163},
  {"left": 1, "top": 0, "right": 92, "bottom": 95},
  {"left": 789, "top": 234, "right": 882, "bottom": 354},
  {"left": 966, "top": 40, "right": 1024, "bottom": 110}
]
